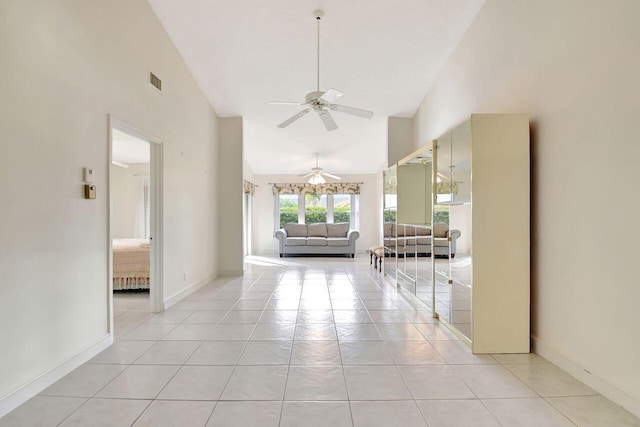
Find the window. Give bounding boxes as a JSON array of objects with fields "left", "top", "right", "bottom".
[
  {"left": 333, "top": 194, "right": 351, "bottom": 224},
  {"left": 383, "top": 194, "right": 397, "bottom": 222},
  {"left": 278, "top": 195, "right": 299, "bottom": 228},
  {"left": 136, "top": 175, "right": 151, "bottom": 239},
  {"left": 433, "top": 204, "right": 449, "bottom": 224},
  {"left": 305, "top": 194, "right": 327, "bottom": 223},
  {"left": 276, "top": 194, "right": 357, "bottom": 229}
]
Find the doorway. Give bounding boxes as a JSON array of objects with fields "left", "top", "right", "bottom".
[
  {"left": 108, "top": 116, "right": 163, "bottom": 335},
  {"left": 243, "top": 193, "right": 252, "bottom": 256}
]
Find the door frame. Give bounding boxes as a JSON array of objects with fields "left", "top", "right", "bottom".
[{"left": 108, "top": 115, "right": 164, "bottom": 331}]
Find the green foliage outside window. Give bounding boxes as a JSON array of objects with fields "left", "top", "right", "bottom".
[
  {"left": 279, "top": 212, "right": 298, "bottom": 229},
  {"left": 305, "top": 206, "right": 327, "bottom": 224},
  {"left": 334, "top": 211, "right": 350, "bottom": 223},
  {"left": 305, "top": 194, "right": 322, "bottom": 207},
  {"left": 384, "top": 210, "right": 397, "bottom": 222},
  {"left": 433, "top": 209, "right": 449, "bottom": 224}
]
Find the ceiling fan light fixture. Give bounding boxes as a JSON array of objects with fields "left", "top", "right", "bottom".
[{"left": 308, "top": 174, "right": 326, "bottom": 185}]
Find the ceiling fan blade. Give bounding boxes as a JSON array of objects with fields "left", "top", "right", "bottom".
[
  {"left": 299, "top": 172, "right": 314, "bottom": 178},
  {"left": 322, "top": 172, "right": 342, "bottom": 180},
  {"left": 331, "top": 104, "right": 374, "bottom": 119},
  {"left": 268, "top": 101, "right": 305, "bottom": 105},
  {"left": 318, "top": 110, "right": 338, "bottom": 131},
  {"left": 277, "top": 109, "right": 311, "bottom": 128},
  {"left": 319, "top": 88, "right": 344, "bottom": 103}
]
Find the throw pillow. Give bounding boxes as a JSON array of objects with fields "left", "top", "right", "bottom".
[
  {"left": 433, "top": 222, "right": 449, "bottom": 238},
  {"left": 285, "top": 223, "right": 308, "bottom": 237},
  {"left": 308, "top": 223, "right": 328, "bottom": 237},
  {"left": 327, "top": 222, "right": 350, "bottom": 238},
  {"left": 417, "top": 227, "right": 431, "bottom": 236}
]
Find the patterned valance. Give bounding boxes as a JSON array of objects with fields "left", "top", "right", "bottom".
[
  {"left": 243, "top": 179, "right": 257, "bottom": 195},
  {"left": 271, "top": 182, "right": 361, "bottom": 195},
  {"left": 436, "top": 182, "right": 459, "bottom": 195}
]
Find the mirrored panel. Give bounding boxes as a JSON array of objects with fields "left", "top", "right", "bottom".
[
  {"left": 383, "top": 166, "right": 397, "bottom": 282},
  {"left": 394, "top": 145, "right": 434, "bottom": 301},
  {"left": 434, "top": 131, "right": 452, "bottom": 323},
  {"left": 449, "top": 120, "right": 472, "bottom": 339}
]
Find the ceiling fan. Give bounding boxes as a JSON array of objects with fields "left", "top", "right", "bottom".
[
  {"left": 269, "top": 10, "right": 373, "bottom": 131},
  {"left": 301, "top": 153, "right": 341, "bottom": 184}
]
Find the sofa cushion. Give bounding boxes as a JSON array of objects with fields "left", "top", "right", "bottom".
[
  {"left": 415, "top": 236, "right": 431, "bottom": 245},
  {"left": 383, "top": 223, "right": 393, "bottom": 237},
  {"left": 404, "top": 225, "right": 416, "bottom": 236},
  {"left": 285, "top": 237, "right": 307, "bottom": 246},
  {"left": 285, "top": 223, "right": 307, "bottom": 237},
  {"left": 327, "top": 222, "right": 349, "bottom": 237},
  {"left": 433, "top": 222, "right": 449, "bottom": 238},
  {"left": 406, "top": 236, "right": 432, "bottom": 245},
  {"left": 416, "top": 227, "right": 431, "bottom": 236},
  {"left": 433, "top": 238, "right": 449, "bottom": 247},
  {"left": 306, "top": 237, "right": 328, "bottom": 246},
  {"left": 307, "top": 223, "right": 328, "bottom": 237},
  {"left": 327, "top": 237, "right": 349, "bottom": 247}
]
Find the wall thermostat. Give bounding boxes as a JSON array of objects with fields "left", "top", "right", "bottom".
[{"left": 84, "top": 167, "right": 94, "bottom": 183}]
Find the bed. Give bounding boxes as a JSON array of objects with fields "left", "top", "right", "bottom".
[{"left": 113, "top": 239, "right": 150, "bottom": 290}]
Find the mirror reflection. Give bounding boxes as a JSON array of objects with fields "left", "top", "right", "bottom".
[
  {"left": 383, "top": 166, "right": 397, "bottom": 281},
  {"left": 382, "top": 128, "right": 470, "bottom": 340},
  {"left": 449, "top": 120, "right": 472, "bottom": 339}
]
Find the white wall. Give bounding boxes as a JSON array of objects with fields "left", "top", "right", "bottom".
[
  {"left": 217, "top": 117, "right": 244, "bottom": 276},
  {"left": 251, "top": 174, "right": 381, "bottom": 255},
  {"left": 412, "top": 0, "right": 640, "bottom": 415},
  {"left": 388, "top": 117, "right": 414, "bottom": 167},
  {"left": 112, "top": 163, "right": 150, "bottom": 239},
  {"left": 0, "top": 0, "right": 219, "bottom": 412}
]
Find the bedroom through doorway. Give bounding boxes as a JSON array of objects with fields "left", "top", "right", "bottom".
[{"left": 109, "top": 117, "right": 163, "bottom": 330}]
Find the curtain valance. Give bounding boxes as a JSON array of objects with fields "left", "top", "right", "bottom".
[
  {"left": 243, "top": 180, "right": 257, "bottom": 195},
  {"left": 436, "top": 182, "right": 459, "bottom": 195},
  {"left": 271, "top": 182, "right": 361, "bottom": 195}
]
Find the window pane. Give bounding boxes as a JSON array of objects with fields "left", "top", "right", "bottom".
[
  {"left": 334, "top": 194, "right": 351, "bottom": 224},
  {"left": 305, "top": 194, "right": 327, "bottom": 224},
  {"left": 334, "top": 211, "right": 350, "bottom": 223},
  {"left": 384, "top": 210, "right": 397, "bottom": 222},
  {"left": 279, "top": 195, "right": 298, "bottom": 210},
  {"left": 279, "top": 213, "right": 298, "bottom": 228},
  {"left": 279, "top": 195, "right": 299, "bottom": 229},
  {"left": 433, "top": 205, "right": 449, "bottom": 223},
  {"left": 305, "top": 211, "right": 327, "bottom": 223}
]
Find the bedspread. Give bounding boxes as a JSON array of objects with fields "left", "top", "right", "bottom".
[{"left": 113, "top": 239, "right": 150, "bottom": 290}]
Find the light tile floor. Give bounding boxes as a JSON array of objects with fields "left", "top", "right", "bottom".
[{"left": 2, "top": 255, "right": 639, "bottom": 426}]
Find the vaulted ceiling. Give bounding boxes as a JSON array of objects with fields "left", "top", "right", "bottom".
[{"left": 147, "top": 0, "right": 485, "bottom": 174}]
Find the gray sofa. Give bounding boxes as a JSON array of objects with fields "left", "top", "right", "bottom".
[
  {"left": 384, "top": 222, "right": 461, "bottom": 258},
  {"left": 275, "top": 223, "right": 360, "bottom": 258}
]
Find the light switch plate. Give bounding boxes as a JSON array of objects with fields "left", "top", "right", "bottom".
[{"left": 84, "top": 184, "right": 96, "bottom": 199}]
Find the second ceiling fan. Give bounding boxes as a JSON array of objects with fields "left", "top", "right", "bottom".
[{"left": 269, "top": 10, "right": 374, "bottom": 131}]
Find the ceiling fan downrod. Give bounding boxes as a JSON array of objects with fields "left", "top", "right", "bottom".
[{"left": 314, "top": 10, "right": 324, "bottom": 92}]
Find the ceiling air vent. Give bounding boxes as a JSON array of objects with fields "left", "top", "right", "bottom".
[{"left": 149, "top": 72, "right": 162, "bottom": 92}]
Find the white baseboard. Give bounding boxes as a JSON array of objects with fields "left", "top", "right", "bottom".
[
  {"left": 532, "top": 336, "right": 640, "bottom": 418},
  {"left": 164, "top": 273, "right": 216, "bottom": 310},
  {"left": 0, "top": 334, "right": 112, "bottom": 418}
]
